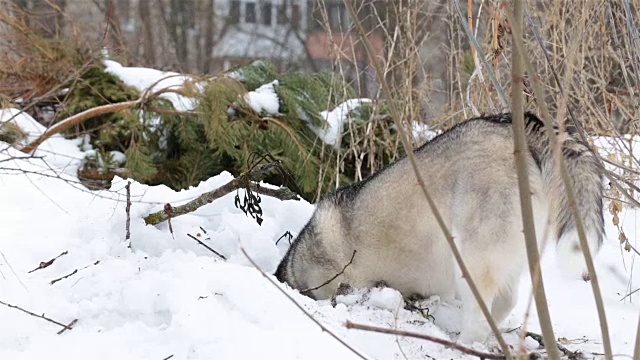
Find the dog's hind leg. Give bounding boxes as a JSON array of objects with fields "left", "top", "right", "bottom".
[
  {"left": 456, "top": 262, "right": 500, "bottom": 343},
  {"left": 491, "top": 280, "right": 519, "bottom": 326}
]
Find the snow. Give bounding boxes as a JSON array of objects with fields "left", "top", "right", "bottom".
[
  {"left": 0, "top": 108, "right": 85, "bottom": 175},
  {"left": 411, "top": 121, "right": 439, "bottom": 143},
  {"left": 104, "top": 58, "right": 282, "bottom": 118},
  {"left": 2, "top": 64, "right": 640, "bottom": 359},
  {"left": 103, "top": 60, "right": 197, "bottom": 112},
  {"left": 108, "top": 150, "right": 126, "bottom": 165},
  {"left": 364, "top": 287, "right": 404, "bottom": 312},
  {"left": 314, "top": 99, "right": 373, "bottom": 148},
  {"left": 243, "top": 80, "right": 281, "bottom": 115},
  {"left": 313, "top": 99, "right": 438, "bottom": 148},
  {"left": 1, "top": 112, "right": 639, "bottom": 359}
]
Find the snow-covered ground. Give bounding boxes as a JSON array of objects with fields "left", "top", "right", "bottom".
[{"left": 1, "top": 61, "right": 639, "bottom": 359}]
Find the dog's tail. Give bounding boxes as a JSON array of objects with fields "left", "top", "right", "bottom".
[{"left": 524, "top": 112, "right": 605, "bottom": 278}]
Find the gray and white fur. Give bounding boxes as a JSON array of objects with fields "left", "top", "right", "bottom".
[{"left": 275, "top": 112, "right": 604, "bottom": 343}]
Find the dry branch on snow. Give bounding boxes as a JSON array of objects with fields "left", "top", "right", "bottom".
[{"left": 144, "top": 161, "right": 299, "bottom": 225}]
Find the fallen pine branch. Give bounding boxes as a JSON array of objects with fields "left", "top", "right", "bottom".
[
  {"left": 344, "top": 321, "right": 507, "bottom": 360},
  {"left": 28, "top": 250, "right": 68, "bottom": 273},
  {"left": 144, "top": 162, "right": 299, "bottom": 226},
  {"left": 0, "top": 299, "right": 78, "bottom": 334}
]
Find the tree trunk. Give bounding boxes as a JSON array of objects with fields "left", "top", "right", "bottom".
[
  {"left": 159, "top": 0, "right": 190, "bottom": 70},
  {"left": 105, "top": 0, "right": 125, "bottom": 52},
  {"left": 202, "top": 0, "right": 216, "bottom": 73},
  {"left": 30, "top": 0, "right": 66, "bottom": 38},
  {"left": 138, "top": 0, "right": 156, "bottom": 65}
]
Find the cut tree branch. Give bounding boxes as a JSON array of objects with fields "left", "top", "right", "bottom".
[{"left": 144, "top": 164, "right": 299, "bottom": 225}]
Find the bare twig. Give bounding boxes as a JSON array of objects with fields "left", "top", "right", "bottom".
[
  {"left": 144, "top": 168, "right": 299, "bottom": 225},
  {"left": 0, "top": 54, "right": 96, "bottom": 129},
  {"left": 634, "top": 313, "right": 640, "bottom": 360},
  {"left": 0, "top": 250, "right": 27, "bottom": 290},
  {"left": 452, "top": 0, "right": 508, "bottom": 109},
  {"left": 186, "top": 233, "right": 226, "bottom": 260},
  {"left": 125, "top": 181, "right": 131, "bottom": 245},
  {"left": 467, "top": 0, "right": 475, "bottom": 61},
  {"left": 0, "top": 299, "right": 77, "bottom": 333},
  {"left": 50, "top": 260, "right": 100, "bottom": 285},
  {"left": 238, "top": 246, "right": 371, "bottom": 360},
  {"left": 301, "top": 250, "right": 356, "bottom": 293},
  {"left": 509, "top": 2, "right": 560, "bottom": 360},
  {"left": 165, "top": 203, "right": 175, "bottom": 239},
  {"left": 57, "top": 319, "right": 78, "bottom": 335},
  {"left": 275, "top": 231, "right": 293, "bottom": 246},
  {"left": 524, "top": 9, "right": 640, "bottom": 210},
  {"left": 622, "top": 287, "right": 640, "bottom": 302},
  {"left": 28, "top": 250, "right": 68, "bottom": 273},
  {"left": 345, "top": 321, "right": 506, "bottom": 359},
  {"left": 504, "top": 6, "right": 613, "bottom": 360}
]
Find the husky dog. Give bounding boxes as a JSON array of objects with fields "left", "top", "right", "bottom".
[{"left": 275, "top": 112, "right": 604, "bottom": 343}]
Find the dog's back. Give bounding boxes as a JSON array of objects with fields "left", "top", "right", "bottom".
[{"left": 275, "top": 112, "right": 604, "bottom": 343}]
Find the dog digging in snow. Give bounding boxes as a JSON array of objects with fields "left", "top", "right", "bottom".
[{"left": 275, "top": 111, "right": 604, "bottom": 343}]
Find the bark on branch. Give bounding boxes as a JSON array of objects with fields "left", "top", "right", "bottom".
[{"left": 144, "top": 164, "right": 300, "bottom": 225}]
